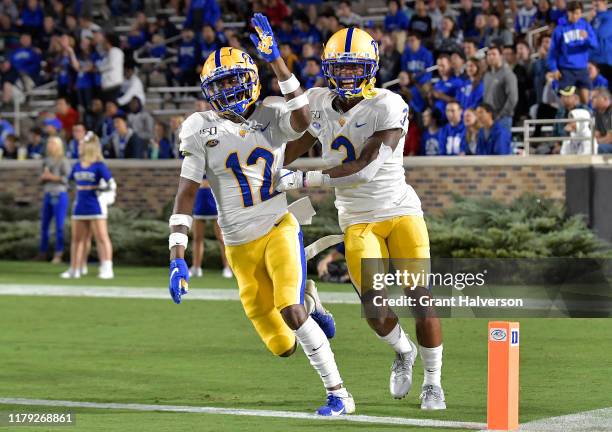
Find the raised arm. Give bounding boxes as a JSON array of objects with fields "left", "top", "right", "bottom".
[{"left": 249, "top": 13, "right": 311, "bottom": 133}]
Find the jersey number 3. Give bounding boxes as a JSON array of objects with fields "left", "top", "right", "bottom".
[{"left": 226, "top": 148, "right": 278, "bottom": 207}]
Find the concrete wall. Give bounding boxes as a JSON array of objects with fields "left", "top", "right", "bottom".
[{"left": 1, "top": 156, "right": 609, "bottom": 217}]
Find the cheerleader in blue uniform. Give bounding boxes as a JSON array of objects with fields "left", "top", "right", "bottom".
[
  {"left": 191, "top": 177, "right": 232, "bottom": 278},
  {"left": 61, "top": 132, "right": 116, "bottom": 279}
]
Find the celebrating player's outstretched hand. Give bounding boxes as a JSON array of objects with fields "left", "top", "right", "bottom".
[
  {"left": 249, "top": 13, "right": 279, "bottom": 62},
  {"left": 169, "top": 258, "right": 189, "bottom": 304}
]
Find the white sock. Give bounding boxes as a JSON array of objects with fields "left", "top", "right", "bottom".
[
  {"left": 419, "top": 344, "right": 443, "bottom": 387},
  {"left": 329, "top": 387, "right": 349, "bottom": 398},
  {"left": 101, "top": 260, "right": 113, "bottom": 272},
  {"left": 378, "top": 323, "right": 414, "bottom": 355},
  {"left": 295, "top": 317, "right": 342, "bottom": 389}
]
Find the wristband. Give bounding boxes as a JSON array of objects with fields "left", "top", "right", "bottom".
[
  {"left": 304, "top": 170, "right": 330, "bottom": 187},
  {"left": 278, "top": 74, "right": 300, "bottom": 95},
  {"left": 286, "top": 93, "right": 309, "bottom": 111},
  {"left": 169, "top": 232, "right": 189, "bottom": 250}
]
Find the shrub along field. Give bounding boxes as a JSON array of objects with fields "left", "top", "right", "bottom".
[{"left": 0, "top": 193, "right": 608, "bottom": 267}]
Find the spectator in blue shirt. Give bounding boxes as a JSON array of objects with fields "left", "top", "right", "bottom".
[
  {"left": 457, "top": 0, "right": 480, "bottom": 38},
  {"left": 293, "top": 15, "right": 322, "bottom": 47},
  {"left": 420, "top": 108, "right": 444, "bottom": 155},
  {"left": 589, "top": 0, "right": 612, "bottom": 74},
  {"left": 432, "top": 54, "right": 463, "bottom": 122},
  {"left": 149, "top": 121, "right": 174, "bottom": 159},
  {"left": 390, "top": 71, "right": 427, "bottom": 114},
  {"left": 184, "top": 0, "right": 221, "bottom": 31},
  {"left": 440, "top": 101, "right": 467, "bottom": 155},
  {"left": 587, "top": 62, "right": 609, "bottom": 90},
  {"left": 10, "top": 33, "right": 42, "bottom": 81},
  {"left": 535, "top": 0, "right": 553, "bottom": 26},
  {"left": 18, "top": 0, "right": 43, "bottom": 37},
  {"left": 27, "top": 127, "right": 44, "bottom": 159},
  {"left": 476, "top": 103, "right": 512, "bottom": 154},
  {"left": 548, "top": 1, "right": 598, "bottom": 105},
  {"left": 156, "top": 14, "right": 179, "bottom": 40},
  {"left": 199, "top": 25, "right": 219, "bottom": 62},
  {"left": 173, "top": 28, "right": 200, "bottom": 86},
  {"left": 385, "top": 0, "right": 410, "bottom": 32},
  {"left": 550, "top": 0, "right": 567, "bottom": 23},
  {"left": 66, "top": 123, "right": 87, "bottom": 159},
  {"left": 301, "top": 58, "right": 325, "bottom": 89},
  {"left": 457, "top": 57, "right": 484, "bottom": 110},
  {"left": 401, "top": 32, "right": 433, "bottom": 85},
  {"left": 515, "top": 0, "right": 538, "bottom": 34},
  {"left": 0, "top": 118, "right": 15, "bottom": 148}
]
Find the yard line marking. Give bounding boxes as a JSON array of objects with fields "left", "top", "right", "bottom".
[
  {"left": 0, "top": 284, "right": 572, "bottom": 311},
  {"left": 0, "top": 284, "right": 359, "bottom": 304},
  {"left": 0, "top": 397, "right": 485, "bottom": 430}
]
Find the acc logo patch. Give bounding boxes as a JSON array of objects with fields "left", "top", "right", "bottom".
[
  {"left": 206, "top": 139, "right": 219, "bottom": 147},
  {"left": 312, "top": 122, "right": 321, "bottom": 129},
  {"left": 490, "top": 328, "right": 507, "bottom": 342}
]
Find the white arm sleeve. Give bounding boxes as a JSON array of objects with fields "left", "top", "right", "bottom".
[{"left": 306, "top": 143, "right": 393, "bottom": 188}]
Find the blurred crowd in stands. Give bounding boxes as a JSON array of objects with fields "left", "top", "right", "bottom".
[{"left": 0, "top": 0, "right": 610, "bottom": 159}]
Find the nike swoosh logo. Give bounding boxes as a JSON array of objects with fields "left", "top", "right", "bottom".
[
  {"left": 170, "top": 268, "right": 179, "bottom": 279},
  {"left": 260, "top": 121, "right": 271, "bottom": 132},
  {"left": 329, "top": 406, "right": 346, "bottom": 415},
  {"left": 355, "top": 122, "right": 367, "bottom": 128}
]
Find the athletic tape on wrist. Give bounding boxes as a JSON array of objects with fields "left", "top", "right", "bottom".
[
  {"left": 169, "top": 214, "right": 193, "bottom": 229},
  {"left": 278, "top": 74, "right": 300, "bottom": 94},
  {"left": 286, "top": 93, "right": 308, "bottom": 111},
  {"left": 168, "top": 232, "right": 188, "bottom": 250}
]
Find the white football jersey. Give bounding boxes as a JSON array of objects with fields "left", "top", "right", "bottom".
[
  {"left": 305, "top": 87, "right": 423, "bottom": 231},
  {"left": 179, "top": 97, "right": 303, "bottom": 245}
]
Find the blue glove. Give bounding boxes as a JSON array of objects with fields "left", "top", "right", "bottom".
[
  {"left": 249, "top": 13, "right": 280, "bottom": 62},
  {"left": 169, "top": 258, "right": 189, "bottom": 304}
]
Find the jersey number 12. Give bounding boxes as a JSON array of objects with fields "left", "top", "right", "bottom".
[{"left": 225, "top": 148, "right": 279, "bottom": 207}]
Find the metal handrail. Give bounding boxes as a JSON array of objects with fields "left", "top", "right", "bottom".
[
  {"left": 523, "top": 117, "right": 595, "bottom": 155},
  {"left": 147, "top": 86, "right": 201, "bottom": 93},
  {"left": 527, "top": 25, "right": 549, "bottom": 49}
]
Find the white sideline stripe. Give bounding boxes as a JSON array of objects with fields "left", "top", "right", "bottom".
[
  {"left": 515, "top": 407, "right": 612, "bottom": 432},
  {"left": 0, "top": 397, "right": 485, "bottom": 430},
  {"left": 0, "top": 284, "right": 359, "bottom": 304}
]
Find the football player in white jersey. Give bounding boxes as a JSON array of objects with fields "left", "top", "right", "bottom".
[
  {"left": 277, "top": 27, "right": 446, "bottom": 410},
  {"left": 166, "top": 14, "right": 354, "bottom": 416}
]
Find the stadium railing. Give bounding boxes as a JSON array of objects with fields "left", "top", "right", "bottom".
[{"left": 522, "top": 117, "right": 596, "bottom": 155}]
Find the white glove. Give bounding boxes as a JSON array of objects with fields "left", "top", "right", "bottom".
[{"left": 275, "top": 169, "right": 304, "bottom": 191}]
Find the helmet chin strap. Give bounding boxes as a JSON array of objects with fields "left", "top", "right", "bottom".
[
  {"left": 340, "top": 77, "right": 377, "bottom": 100},
  {"left": 221, "top": 102, "right": 255, "bottom": 124}
]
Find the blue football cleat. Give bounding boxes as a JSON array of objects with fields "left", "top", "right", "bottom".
[
  {"left": 305, "top": 280, "right": 336, "bottom": 339},
  {"left": 311, "top": 309, "right": 336, "bottom": 339},
  {"left": 316, "top": 393, "right": 355, "bottom": 416}
]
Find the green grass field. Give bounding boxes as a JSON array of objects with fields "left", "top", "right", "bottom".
[{"left": 0, "top": 261, "right": 611, "bottom": 431}]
